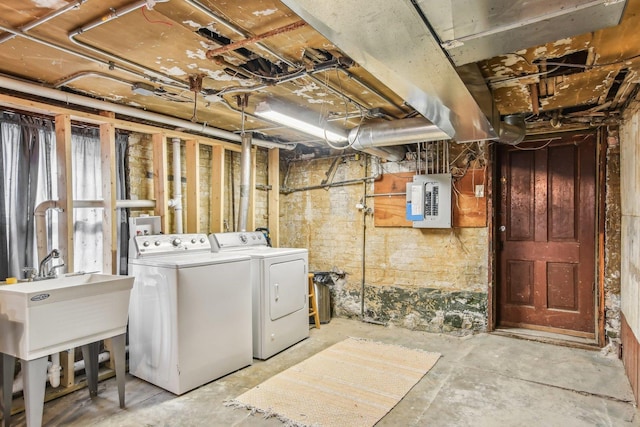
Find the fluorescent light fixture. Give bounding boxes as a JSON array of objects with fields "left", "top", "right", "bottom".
[{"left": 254, "top": 99, "right": 348, "bottom": 144}]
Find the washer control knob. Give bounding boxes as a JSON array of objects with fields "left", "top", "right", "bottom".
[
  {"left": 191, "top": 238, "right": 197, "bottom": 244},
  {"left": 143, "top": 241, "right": 150, "bottom": 247},
  {"left": 239, "top": 234, "right": 248, "bottom": 244},
  {"left": 172, "top": 238, "right": 182, "bottom": 247},
  {"left": 200, "top": 237, "right": 206, "bottom": 243},
  {"left": 154, "top": 240, "right": 161, "bottom": 246}
]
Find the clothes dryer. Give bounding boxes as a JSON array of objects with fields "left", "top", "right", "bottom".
[{"left": 209, "top": 232, "right": 308, "bottom": 359}]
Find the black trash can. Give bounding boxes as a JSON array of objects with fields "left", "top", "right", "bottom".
[{"left": 312, "top": 272, "right": 333, "bottom": 324}]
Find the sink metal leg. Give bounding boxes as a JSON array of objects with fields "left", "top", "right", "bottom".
[
  {"left": 111, "top": 334, "right": 126, "bottom": 408},
  {"left": 22, "top": 357, "right": 47, "bottom": 427},
  {"left": 81, "top": 342, "right": 100, "bottom": 398},
  {"left": 0, "top": 353, "right": 15, "bottom": 427}
]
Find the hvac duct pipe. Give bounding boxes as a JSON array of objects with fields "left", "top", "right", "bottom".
[
  {"left": 348, "top": 117, "right": 449, "bottom": 161},
  {"left": 171, "top": 138, "right": 184, "bottom": 233},
  {"left": 498, "top": 114, "right": 526, "bottom": 145},
  {"left": 0, "top": 75, "right": 295, "bottom": 150},
  {"left": 238, "top": 132, "right": 252, "bottom": 232},
  {"left": 348, "top": 117, "right": 449, "bottom": 148}
]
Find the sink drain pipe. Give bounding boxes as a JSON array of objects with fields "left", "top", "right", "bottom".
[{"left": 13, "top": 350, "right": 114, "bottom": 393}]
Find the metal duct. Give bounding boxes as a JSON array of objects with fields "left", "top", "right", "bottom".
[
  {"left": 0, "top": 75, "right": 295, "bottom": 150},
  {"left": 348, "top": 117, "right": 449, "bottom": 161},
  {"left": 415, "top": 0, "right": 628, "bottom": 66},
  {"left": 281, "top": 0, "right": 497, "bottom": 143},
  {"left": 238, "top": 133, "right": 252, "bottom": 232},
  {"left": 498, "top": 115, "right": 526, "bottom": 146}
]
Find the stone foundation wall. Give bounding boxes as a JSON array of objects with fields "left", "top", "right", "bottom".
[{"left": 280, "top": 153, "right": 489, "bottom": 335}]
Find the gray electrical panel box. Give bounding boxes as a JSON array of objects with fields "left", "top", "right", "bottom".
[{"left": 406, "top": 174, "right": 452, "bottom": 228}]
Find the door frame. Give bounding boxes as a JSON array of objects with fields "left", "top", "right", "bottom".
[{"left": 488, "top": 129, "right": 606, "bottom": 345}]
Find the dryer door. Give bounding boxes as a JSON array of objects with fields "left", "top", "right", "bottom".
[{"left": 269, "top": 259, "right": 306, "bottom": 320}]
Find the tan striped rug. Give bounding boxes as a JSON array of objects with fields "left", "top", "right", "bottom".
[{"left": 227, "top": 337, "right": 441, "bottom": 427}]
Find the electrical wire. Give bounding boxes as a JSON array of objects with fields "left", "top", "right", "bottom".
[
  {"left": 512, "top": 138, "right": 556, "bottom": 150},
  {"left": 141, "top": 6, "right": 173, "bottom": 26}
]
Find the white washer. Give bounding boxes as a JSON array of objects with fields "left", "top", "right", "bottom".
[
  {"left": 210, "top": 232, "right": 309, "bottom": 360},
  {"left": 128, "top": 233, "right": 252, "bottom": 395}
]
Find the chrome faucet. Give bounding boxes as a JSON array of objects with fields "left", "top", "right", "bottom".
[{"left": 38, "top": 249, "right": 61, "bottom": 278}]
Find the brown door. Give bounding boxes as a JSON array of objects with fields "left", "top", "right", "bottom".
[{"left": 497, "top": 134, "right": 596, "bottom": 336}]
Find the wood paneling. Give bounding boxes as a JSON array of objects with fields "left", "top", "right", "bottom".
[
  {"left": 268, "top": 148, "right": 280, "bottom": 247},
  {"left": 452, "top": 169, "right": 487, "bottom": 227},
  {"left": 507, "top": 151, "right": 534, "bottom": 240},
  {"left": 498, "top": 135, "right": 596, "bottom": 335},
  {"left": 209, "top": 146, "right": 225, "bottom": 233},
  {"left": 547, "top": 262, "right": 578, "bottom": 310},
  {"left": 100, "top": 123, "right": 117, "bottom": 273},
  {"left": 373, "top": 170, "right": 487, "bottom": 228},
  {"left": 373, "top": 172, "right": 413, "bottom": 227},
  {"left": 549, "top": 145, "right": 577, "bottom": 240},
  {"left": 152, "top": 134, "right": 169, "bottom": 233},
  {"left": 54, "top": 114, "right": 74, "bottom": 270},
  {"left": 622, "top": 313, "right": 640, "bottom": 405},
  {"left": 507, "top": 260, "right": 534, "bottom": 305}
]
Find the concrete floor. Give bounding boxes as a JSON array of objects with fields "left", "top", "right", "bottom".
[{"left": 7, "top": 318, "right": 640, "bottom": 426}]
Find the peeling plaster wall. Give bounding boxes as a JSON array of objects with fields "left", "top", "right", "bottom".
[
  {"left": 621, "top": 108, "right": 640, "bottom": 341},
  {"left": 604, "top": 141, "right": 622, "bottom": 347},
  {"left": 280, "top": 154, "right": 489, "bottom": 335}
]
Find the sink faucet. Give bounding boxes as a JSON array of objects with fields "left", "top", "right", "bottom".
[{"left": 38, "top": 249, "right": 61, "bottom": 278}]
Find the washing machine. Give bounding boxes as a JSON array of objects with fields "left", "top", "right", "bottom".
[
  {"left": 128, "top": 233, "right": 252, "bottom": 395},
  {"left": 209, "top": 232, "right": 308, "bottom": 360}
]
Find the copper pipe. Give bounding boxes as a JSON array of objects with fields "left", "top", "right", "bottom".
[{"left": 206, "top": 21, "right": 307, "bottom": 59}]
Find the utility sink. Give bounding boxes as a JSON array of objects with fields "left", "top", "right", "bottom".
[{"left": 0, "top": 273, "right": 133, "bottom": 360}]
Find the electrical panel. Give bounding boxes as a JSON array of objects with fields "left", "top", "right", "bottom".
[{"left": 406, "top": 174, "right": 452, "bottom": 228}]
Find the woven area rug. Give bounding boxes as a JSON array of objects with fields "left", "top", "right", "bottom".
[{"left": 227, "top": 337, "right": 441, "bottom": 427}]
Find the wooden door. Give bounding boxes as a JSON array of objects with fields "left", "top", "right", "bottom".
[{"left": 497, "top": 134, "right": 596, "bottom": 336}]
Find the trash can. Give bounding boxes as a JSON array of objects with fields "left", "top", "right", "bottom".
[{"left": 312, "top": 272, "right": 333, "bottom": 324}]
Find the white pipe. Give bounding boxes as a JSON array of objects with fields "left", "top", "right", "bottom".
[
  {"left": 48, "top": 353, "right": 61, "bottom": 388},
  {"left": 0, "top": 75, "right": 295, "bottom": 150},
  {"left": 238, "top": 132, "right": 252, "bottom": 232},
  {"left": 12, "top": 351, "right": 111, "bottom": 393},
  {"left": 35, "top": 200, "right": 62, "bottom": 262},
  {"left": 35, "top": 199, "right": 156, "bottom": 266},
  {"left": 171, "top": 138, "right": 183, "bottom": 233},
  {"left": 73, "top": 351, "right": 110, "bottom": 372},
  {"left": 116, "top": 199, "right": 156, "bottom": 209}
]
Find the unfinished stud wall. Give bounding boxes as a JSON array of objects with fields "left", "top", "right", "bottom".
[{"left": 280, "top": 153, "right": 488, "bottom": 335}]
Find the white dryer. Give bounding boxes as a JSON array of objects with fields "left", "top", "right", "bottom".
[
  {"left": 128, "top": 233, "right": 252, "bottom": 395},
  {"left": 210, "top": 232, "right": 309, "bottom": 360}
]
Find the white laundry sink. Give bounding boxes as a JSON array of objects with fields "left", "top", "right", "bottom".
[{"left": 0, "top": 273, "right": 134, "bottom": 360}]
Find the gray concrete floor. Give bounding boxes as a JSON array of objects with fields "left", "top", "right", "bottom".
[{"left": 7, "top": 318, "right": 640, "bottom": 426}]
